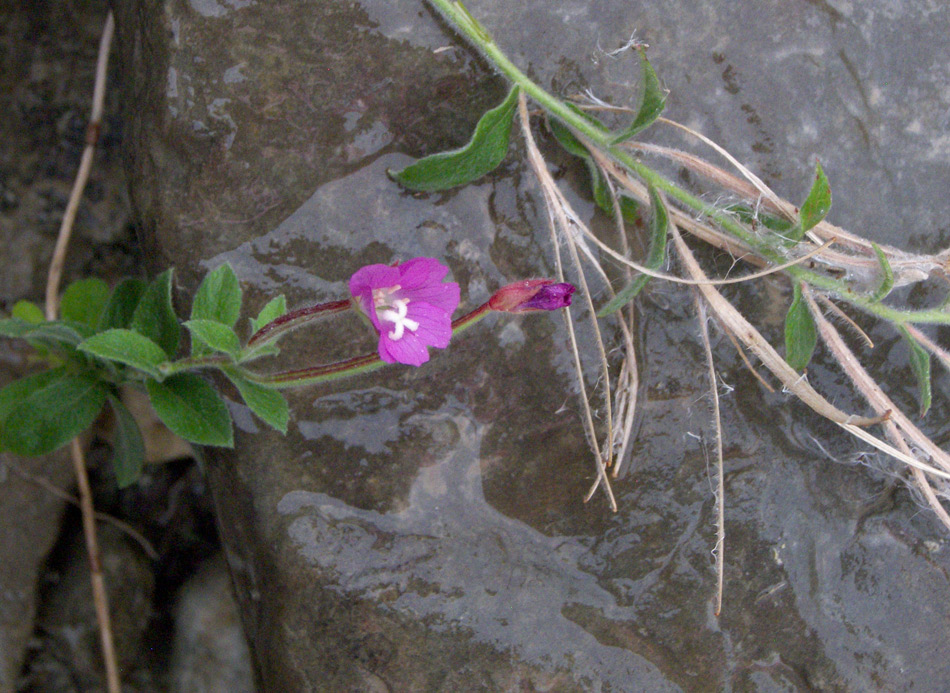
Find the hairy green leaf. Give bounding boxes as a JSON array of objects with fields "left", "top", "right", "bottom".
[
  {"left": 224, "top": 369, "right": 289, "bottom": 434},
  {"left": 0, "top": 368, "right": 66, "bottom": 423},
  {"left": 146, "top": 374, "right": 233, "bottom": 447},
  {"left": 784, "top": 282, "right": 817, "bottom": 371},
  {"left": 389, "top": 86, "right": 520, "bottom": 192},
  {"left": 239, "top": 343, "right": 280, "bottom": 363},
  {"left": 598, "top": 184, "right": 669, "bottom": 316},
  {"left": 11, "top": 300, "right": 44, "bottom": 324},
  {"left": 0, "top": 369, "right": 106, "bottom": 456},
  {"left": 78, "top": 329, "right": 169, "bottom": 379},
  {"left": 60, "top": 278, "right": 110, "bottom": 328},
  {"left": 549, "top": 111, "right": 637, "bottom": 221},
  {"left": 131, "top": 269, "right": 180, "bottom": 358},
  {"left": 725, "top": 204, "right": 795, "bottom": 234},
  {"left": 250, "top": 295, "right": 287, "bottom": 333},
  {"left": 786, "top": 161, "right": 832, "bottom": 243},
  {"left": 191, "top": 264, "right": 242, "bottom": 327},
  {"left": 611, "top": 50, "right": 667, "bottom": 143},
  {"left": 185, "top": 319, "right": 241, "bottom": 358},
  {"left": 898, "top": 326, "right": 932, "bottom": 417},
  {"left": 0, "top": 318, "right": 87, "bottom": 347},
  {"left": 869, "top": 243, "right": 894, "bottom": 303},
  {"left": 108, "top": 395, "right": 145, "bottom": 488},
  {"left": 99, "top": 278, "right": 147, "bottom": 331}
]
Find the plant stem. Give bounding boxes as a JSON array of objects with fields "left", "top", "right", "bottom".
[
  {"left": 246, "top": 299, "right": 352, "bottom": 347},
  {"left": 427, "top": 0, "right": 950, "bottom": 326},
  {"left": 247, "top": 302, "right": 493, "bottom": 388},
  {"left": 159, "top": 352, "right": 231, "bottom": 377},
  {"left": 42, "top": 10, "right": 122, "bottom": 692}
]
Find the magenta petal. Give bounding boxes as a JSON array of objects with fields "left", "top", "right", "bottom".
[
  {"left": 349, "top": 256, "right": 461, "bottom": 367},
  {"left": 380, "top": 332, "right": 431, "bottom": 366},
  {"left": 403, "top": 281, "right": 460, "bottom": 314},
  {"left": 349, "top": 264, "right": 400, "bottom": 295},
  {"left": 406, "top": 301, "right": 453, "bottom": 348},
  {"left": 397, "top": 257, "right": 448, "bottom": 289}
]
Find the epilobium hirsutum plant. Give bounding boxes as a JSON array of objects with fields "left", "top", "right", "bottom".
[
  {"left": 396, "top": 0, "right": 950, "bottom": 542},
  {"left": 0, "top": 260, "right": 573, "bottom": 487}
]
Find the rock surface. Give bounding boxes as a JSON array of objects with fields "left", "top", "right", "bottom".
[
  {"left": 0, "top": 0, "right": 137, "bottom": 684},
  {"left": 114, "top": 0, "right": 950, "bottom": 690},
  {"left": 169, "top": 554, "right": 254, "bottom": 693}
]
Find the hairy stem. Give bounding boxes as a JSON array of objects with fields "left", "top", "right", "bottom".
[
  {"left": 426, "top": 0, "right": 950, "bottom": 326},
  {"left": 247, "top": 302, "right": 493, "bottom": 388}
]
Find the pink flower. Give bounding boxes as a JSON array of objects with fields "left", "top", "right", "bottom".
[
  {"left": 488, "top": 279, "right": 575, "bottom": 313},
  {"left": 349, "top": 257, "right": 461, "bottom": 366}
]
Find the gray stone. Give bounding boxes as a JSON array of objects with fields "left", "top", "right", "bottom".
[
  {"left": 23, "top": 524, "right": 155, "bottom": 691},
  {"left": 114, "top": 0, "right": 950, "bottom": 690},
  {"left": 0, "top": 429, "right": 71, "bottom": 690},
  {"left": 0, "top": 1, "right": 137, "bottom": 684},
  {"left": 0, "top": 0, "right": 135, "bottom": 307},
  {"left": 169, "top": 554, "right": 253, "bottom": 693}
]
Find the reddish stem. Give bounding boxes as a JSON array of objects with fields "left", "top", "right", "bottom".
[{"left": 247, "top": 299, "right": 352, "bottom": 346}]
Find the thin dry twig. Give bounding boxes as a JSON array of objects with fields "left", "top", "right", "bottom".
[
  {"left": 801, "top": 285, "right": 950, "bottom": 474},
  {"left": 816, "top": 294, "right": 874, "bottom": 350},
  {"left": 799, "top": 286, "right": 950, "bottom": 530},
  {"left": 593, "top": 158, "right": 639, "bottom": 476},
  {"left": 670, "top": 222, "right": 882, "bottom": 427},
  {"left": 583, "top": 147, "right": 834, "bottom": 286},
  {"left": 4, "top": 455, "right": 158, "bottom": 560},
  {"left": 637, "top": 118, "right": 948, "bottom": 288},
  {"left": 42, "top": 11, "right": 122, "bottom": 693},
  {"left": 695, "top": 298, "right": 725, "bottom": 617},
  {"left": 518, "top": 92, "right": 618, "bottom": 510}
]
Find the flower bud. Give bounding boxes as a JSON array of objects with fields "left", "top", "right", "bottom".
[{"left": 488, "top": 279, "right": 575, "bottom": 313}]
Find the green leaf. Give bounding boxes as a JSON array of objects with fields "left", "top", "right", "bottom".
[
  {"left": 548, "top": 105, "right": 608, "bottom": 158},
  {"left": 99, "top": 278, "right": 147, "bottom": 330},
  {"left": 0, "top": 368, "right": 67, "bottom": 423},
  {"left": 11, "top": 300, "right": 44, "bottom": 324},
  {"left": 224, "top": 369, "right": 289, "bottom": 434},
  {"left": 389, "top": 86, "right": 520, "bottom": 192},
  {"left": 784, "top": 282, "right": 817, "bottom": 372},
  {"left": 184, "top": 319, "right": 241, "bottom": 358},
  {"left": 78, "top": 329, "right": 169, "bottom": 379},
  {"left": 898, "top": 326, "right": 932, "bottom": 417},
  {"left": 787, "top": 161, "right": 832, "bottom": 243},
  {"left": 131, "top": 269, "right": 181, "bottom": 358},
  {"left": 0, "top": 369, "right": 107, "bottom": 456},
  {"left": 108, "top": 395, "right": 145, "bottom": 488},
  {"left": 869, "top": 243, "right": 894, "bottom": 303},
  {"left": 725, "top": 204, "right": 795, "bottom": 234},
  {"left": 0, "top": 318, "right": 86, "bottom": 346},
  {"left": 146, "top": 374, "right": 233, "bottom": 447},
  {"left": 611, "top": 50, "right": 667, "bottom": 143},
  {"left": 250, "top": 295, "right": 287, "bottom": 333},
  {"left": 191, "top": 263, "right": 242, "bottom": 328},
  {"left": 239, "top": 343, "right": 281, "bottom": 363},
  {"left": 617, "top": 196, "right": 640, "bottom": 225},
  {"left": 60, "top": 278, "right": 110, "bottom": 329},
  {"left": 598, "top": 184, "right": 669, "bottom": 316},
  {"left": 549, "top": 110, "right": 636, "bottom": 220}
]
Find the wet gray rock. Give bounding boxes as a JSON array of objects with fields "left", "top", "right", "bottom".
[
  {"left": 114, "top": 0, "right": 950, "bottom": 690},
  {"left": 0, "top": 1, "right": 137, "bottom": 685},
  {"left": 169, "top": 554, "right": 253, "bottom": 693},
  {"left": 0, "top": 425, "right": 71, "bottom": 690},
  {"left": 23, "top": 525, "right": 155, "bottom": 691},
  {"left": 0, "top": 0, "right": 136, "bottom": 307}
]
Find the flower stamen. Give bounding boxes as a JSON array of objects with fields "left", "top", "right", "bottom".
[
  {"left": 371, "top": 287, "right": 420, "bottom": 341},
  {"left": 379, "top": 298, "right": 419, "bottom": 340}
]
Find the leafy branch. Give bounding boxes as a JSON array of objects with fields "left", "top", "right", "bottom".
[{"left": 391, "top": 1, "right": 950, "bottom": 602}]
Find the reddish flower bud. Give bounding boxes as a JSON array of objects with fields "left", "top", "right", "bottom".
[{"left": 488, "top": 279, "right": 575, "bottom": 313}]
